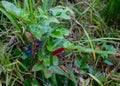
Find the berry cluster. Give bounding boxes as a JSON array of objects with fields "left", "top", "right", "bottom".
[
  {"left": 25, "top": 45, "right": 34, "bottom": 56},
  {"left": 24, "top": 32, "right": 43, "bottom": 56},
  {"left": 24, "top": 32, "right": 65, "bottom": 56},
  {"left": 25, "top": 39, "right": 42, "bottom": 56},
  {"left": 33, "top": 39, "right": 42, "bottom": 54}
]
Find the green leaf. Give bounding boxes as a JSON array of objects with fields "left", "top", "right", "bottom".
[
  {"left": 74, "top": 59, "right": 81, "bottom": 68},
  {"left": 45, "top": 17, "right": 59, "bottom": 25},
  {"left": 50, "top": 28, "right": 69, "bottom": 38},
  {"left": 49, "top": 66, "right": 77, "bottom": 83},
  {"left": 24, "top": 79, "right": 40, "bottom": 86},
  {"left": 1, "top": 1, "right": 30, "bottom": 21},
  {"left": 104, "top": 60, "right": 113, "bottom": 66},
  {"left": 74, "top": 56, "right": 89, "bottom": 73},
  {"left": 44, "top": 57, "right": 50, "bottom": 67},
  {"left": 101, "top": 53, "right": 108, "bottom": 59},
  {"left": 49, "top": 66, "right": 68, "bottom": 76},
  {"left": 88, "top": 66, "right": 95, "bottom": 74},
  {"left": 50, "top": 7, "right": 71, "bottom": 19},
  {"left": 47, "top": 38, "right": 64, "bottom": 51},
  {"left": 31, "top": 80, "right": 40, "bottom": 86},
  {"left": 99, "top": 77, "right": 107, "bottom": 83},
  {"left": 53, "top": 56, "right": 59, "bottom": 66},
  {"left": 29, "top": 24, "right": 41, "bottom": 38},
  {"left": 21, "top": 54, "right": 28, "bottom": 60},
  {"left": 63, "top": 40, "right": 75, "bottom": 49},
  {"left": 69, "top": 72, "right": 77, "bottom": 83},
  {"left": 24, "top": 79, "right": 31, "bottom": 86},
  {"left": 80, "top": 56, "right": 89, "bottom": 64},
  {"left": 96, "top": 72, "right": 104, "bottom": 78},
  {"left": 13, "top": 49, "right": 22, "bottom": 56},
  {"left": 80, "top": 70, "right": 86, "bottom": 74},
  {"left": 79, "top": 56, "right": 89, "bottom": 69},
  {"left": 104, "top": 44, "right": 117, "bottom": 53},
  {"left": 39, "top": 26, "right": 52, "bottom": 36},
  {"left": 80, "top": 64, "right": 89, "bottom": 69},
  {"left": 50, "top": 30, "right": 63, "bottom": 38},
  {"left": 60, "top": 28, "right": 69, "bottom": 36},
  {"left": 32, "top": 63, "right": 44, "bottom": 71},
  {"left": 43, "top": 68, "right": 52, "bottom": 79},
  {"left": 29, "top": 25, "right": 51, "bottom": 38}
]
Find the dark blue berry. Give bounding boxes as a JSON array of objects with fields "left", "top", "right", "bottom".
[
  {"left": 26, "top": 45, "right": 32, "bottom": 50},
  {"left": 25, "top": 45, "right": 33, "bottom": 56},
  {"left": 35, "top": 39, "right": 40, "bottom": 43},
  {"left": 39, "top": 40, "right": 42, "bottom": 47},
  {"left": 25, "top": 50, "right": 34, "bottom": 56},
  {"left": 34, "top": 39, "right": 42, "bottom": 48}
]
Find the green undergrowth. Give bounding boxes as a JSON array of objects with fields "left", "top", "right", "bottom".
[{"left": 0, "top": 0, "right": 120, "bottom": 86}]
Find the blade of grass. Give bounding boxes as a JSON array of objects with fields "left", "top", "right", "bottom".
[
  {"left": 75, "top": 20, "right": 96, "bottom": 60},
  {"left": 0, "top": 8, "right": 21, "bottom": 32},
  {"left": 17, "top": 0, "right": 21, "bottom": 8},
  {"left": 11, "top": 77, "right": 18, "bottom": 86},
  {"left": 0, "top": 82, "right": 2, "bottom": 86},
  {"left": 88, "top": 73, "right": 103, "bottom": 86},
  {"left": 29, "top": 0, "right": 33, "bottom": 13},
  {"left": 16, "top": 60, "right": 28, "bottom": 71},
  {"left": 75, "top": 45, "right": 116, "bottom": 55},
  {"left": 84, "top": 1, "right": 107, "bottom": 28},
  {"left": 6, "top": 73, "right": 12, "bottom": 86},
  {"left": 49, "top": 0, "right": 54, "bottom": 9},
  {"left": 24, "top": 0, "right": 29, "bottom": 11},
  {"left": 13, "top": 0, "right": 17, "bottom": 6},
  {"left": 42, "top": 0, "right": 48, "bottom": 11},
  {"left": 79, "top": 37, "right": 120, "bottom": 42}
]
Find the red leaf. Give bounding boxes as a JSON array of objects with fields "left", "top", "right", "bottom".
[{"left": 53, "top": 47, "right": 65, "bottom": 56}]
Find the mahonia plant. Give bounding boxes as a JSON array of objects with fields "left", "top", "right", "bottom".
[{"left": 0, "top": 1, "right": 77, "bottom": 83}]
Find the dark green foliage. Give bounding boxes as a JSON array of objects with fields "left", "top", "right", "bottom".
[{"left": 105, "top": 0, "right": 120, "bottom": 25}]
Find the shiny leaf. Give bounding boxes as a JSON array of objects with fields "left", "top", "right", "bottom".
[
  {"left": 32, "top": 63, "right": 44, "bottom": 71},
  {"left": 47, "top": 39, "right": 64, "bottom": 51},
  {"left": 104, "top": 60, "right": 113, "bottom": 66},
  {"left": 2, "top": 1, "right": 30, "bottom": 21},
  {"left": 50, "top": 7, "right": 71, "bottom": 19},
  {"left": 43, "top": 68, "right": 52, "bottom": 79},
  {"left": 63, "top": 40, "right": 75, "bottom": 49},
  {"left": 53, "top": 56, "right": 59, "bottom": 66}
]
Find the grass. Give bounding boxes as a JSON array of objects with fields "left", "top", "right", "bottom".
[{"left": 0, "top": 0, "right": 120, "bottom": 86}]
